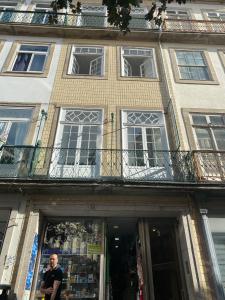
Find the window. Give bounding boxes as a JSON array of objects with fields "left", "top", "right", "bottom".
[
  {"left": 11, "top": 44, "right": 49, "bottom": 73},
  {"left": 212, "top": 233, "right": 225, "bottom": 296},
  {"left": 191, "top": 113, "right": 225, "bottom": 180},
  {"left": 0, "top": 210, "right": 10, "bottom": 254},
  {"left": 78, "top": 5, "right": 106, "bottom": 28},
  {"left": 191, "top": 114, "right": 225, "bottom": 151},
  {"left": 51, "top": 108, "right": 103, "bottom": 178},
  {"left": 207, "top": 12, "right": 225, "bottom": 21},
  {"left": 129, "top": 7, "right": 149, "bottom": 29},
  {"left": 166, "top": 10, "right": 189, "bottom": 20},
  {"left": 175, "top": 50, "right": 210, "bottom": 81},
  {"left": 68, "top": 46, "right": 104, "bottom": 76},
  {"left": 31, "top": 4, "right": 52, "bottom": 24},
  {"left": 121, "top": 111, "right": 169, "bottom": 180},
  {"left": 121, "top": 47, "right": 157, "bottom": 78},
  {"left": 0, "top": 2, "right": 16, "bottom": 22},
  {"left": 0, "top": 107, "right": 33, "bottom": 147}
]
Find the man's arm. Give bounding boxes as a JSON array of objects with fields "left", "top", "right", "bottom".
[
  {"left": 50, "top": 280, "right": 61, "bottom": 300},
  {"left": 40, "top": 281, "right": 54, "bottom": 295}
]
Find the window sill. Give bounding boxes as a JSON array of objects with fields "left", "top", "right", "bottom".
[
  {"left": 0, "top": 71, "right": 48, "bottom": 78},
  {"left": 118, "top": 76, "right": 160, "bottom": 82},
  {"left": 174, "top": 78, "right": 219, "bottom": 85},
  {"left": 63, "top": 73, "right": 108, "bottom": 80}
]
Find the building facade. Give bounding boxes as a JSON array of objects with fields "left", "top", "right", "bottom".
[{"left": 0, "top": 0, "right": 224, "bottom": 299}]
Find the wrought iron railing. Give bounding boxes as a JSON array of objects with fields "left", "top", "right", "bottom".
[
  {"left": 193, "top": 150, "right": 225, "bottom": 182},
  {"left": 163, "top": 18, "right": 225, "bottom": 33},
  {"left": 0, "top": 146, "right": 224, "bottom": 183},
  {"left": 0, "top": 9, "right": 224, "bottom": 33},
  {"left": 0, "top": 9, "right": 154, "bottom": 30},
  {"left": 0, "top": 146, "right": 195, "bottom": 182}
]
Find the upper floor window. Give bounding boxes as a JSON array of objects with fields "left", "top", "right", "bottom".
[
  {"left": 0, "top": 210, "right": 10, "bottom": 254},
  {"left": 121, "top": 47, "right": 157, "bottom": 79},
  {"left": 0, "top": 107, "right": 33, "bottom": 146},
  {"left": 129, "top": 7, "right": 149, "bottom": 29},
  {"left": 166, "top": 10, "right": 189, "bottom": 20},
  {"left": 207, "top": 12, "right": 225, "bottom": 21},
  {"left": 122, "top": 111, "right": 168, "bottom": 168},
  {"left": 11, "top": 44, "right": 49, "bottom": 73},
  {"left": 0, "top": 2, "right": 16, "bottom": 22},
  {"left": 175, "top": 50, "right": 210, "bottom": 81},
  {"left": 31, "top": 4, "right": 52, "bottom": 24},
  {"left": 191, "top": 113, "right": 225, "bottom": 150},
  {"left": 78, "top": 5, "right": 106, "bottom": 28},
  {"left": 68, "top": 46, "right": 104, "bottom": 76}
]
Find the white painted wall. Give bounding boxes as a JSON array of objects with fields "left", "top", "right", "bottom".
[
  {"left": 162, "top": 43, "right": 225, "bottom": 149},
  {"left": 0, "top": 195, "right": 27, "bottom": 286},
  {"left": 0, "top": 35, "right": 62, "bottom": 104}
]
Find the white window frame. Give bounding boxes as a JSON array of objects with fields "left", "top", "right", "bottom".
[
  {"left": 77, "top": 5, "right": 107, "bottom": 28},
  {"left": 175, "top": 50, "right": 211, "bottom": 81},
  {"left": 50, "top": 108, "right": 103, "bottom": 179},
  {"left": 68, "top": 45, "right": 105, "bottom": 76},
  {"left": 10, "top": 44, "right": 49, "bottom": 73},
  {"left": 121, "top": 110, "right": 170, "bottom": 180},
  {"left": 121, "top": 47, "right": 157, "bottom": 79},
  {"left": 166, "top": 9, "right": 190, "bottom": 20}
]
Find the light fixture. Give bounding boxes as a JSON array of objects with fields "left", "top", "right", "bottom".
[
  {"left": 113, "top": 225, "right": 119, "bottom": 229},
  {"left": 115, "top": 245, "right": 119, "bottom": 248},
  {"left": 115, "top": 237, "right": 120, "bottom": 241}
]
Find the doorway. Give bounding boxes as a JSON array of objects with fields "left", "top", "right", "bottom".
[
  {"left": 149, "top": 219, "right": 183, "bottom": 300},
  {"left": 106, "top": 218, "right": 139, "bottom": 300}
]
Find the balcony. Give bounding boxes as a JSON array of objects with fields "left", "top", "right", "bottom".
[
  {"left": 0, "top": 146, "right": 196, "bottom": 183},
  {"left": 0, "top": 145, "right": 224, "bottom": 184},
  {"left": 0, "top": 9, "right": 225, "bottom": 34}
]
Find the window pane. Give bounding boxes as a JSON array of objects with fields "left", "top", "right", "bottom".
[
  {"left": 6, "top": 122, "right": 29, "bottom": 145},
  {"left": 210, "top": 116, "right": 224, "bottom": 126},
  {"left": 192, "top": 115, "right": 207, "bottom": 125},
  {"left": 0, "top": 108, "right": 33, "bottom": 119},
  {"left": 195, "top": 128, "right": 213, "bottom": 150},
  {"left": 213, "top": 129, "right": 225, "bottom": 150},
  {"left": 212, "top": 234, "right": 225, "bottom": 294},
  {"left": 30, "top": 54, "right": 46, "bottom": 72},
  {"left": 12, "top": 53, "right": 32, "bottom": 71},
  {"left": 20, "top": 45, "right": 49, "bottom": 52}
]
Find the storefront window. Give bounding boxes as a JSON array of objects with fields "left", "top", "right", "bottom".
[
  {"left": 35, "top": 219, "right": 103, "bottom": 299},
  {"left": 0, "top": 210, "right": 10, "bottom": 254}
]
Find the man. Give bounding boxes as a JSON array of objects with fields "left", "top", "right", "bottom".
[{"left": 40, "top": 253, "right": 63, "bottom": 300}]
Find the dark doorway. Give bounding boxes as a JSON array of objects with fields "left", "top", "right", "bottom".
[
  {"left": 107, "top": 218, "right": 139, "bottom": 300},
  {"left": 149, "top": 220, "right": 182, "bottom": 300}
]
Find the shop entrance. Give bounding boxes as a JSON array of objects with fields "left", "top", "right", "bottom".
[
  {"left": 106, "top": 218, "right": 184, "bottom": 300},
  {"left": 106, "top": 218, "right": 139, "bottom": 300},
  {"left": 149, "top": 220, "right": 183, "bottom": 300}
]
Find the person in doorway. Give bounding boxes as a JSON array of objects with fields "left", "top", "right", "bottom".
[
  {"left": 40, "top": 253, "right": 63, "bottom": 300},
  {"left": 0, "top": 289, "right": 8, "bottom": 300}
]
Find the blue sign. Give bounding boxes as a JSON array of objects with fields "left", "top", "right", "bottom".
[{"left": 25, "top": 233, "right": 38, "bottom": 290}]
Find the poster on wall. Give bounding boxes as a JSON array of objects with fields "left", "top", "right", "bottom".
[{"left": 25, "top": 233, "right": 39, "bottom": 290}]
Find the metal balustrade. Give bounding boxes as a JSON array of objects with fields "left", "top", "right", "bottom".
[
  {"left": 0, "top": 146, "right": 195, "bottom": 182},
  {"left": 163, "top": 18, "right": 225, "bottom": 33},
  {"left": 193, "top": 150, "right": 225, "bottom": 182},
  {"left": 1, "top": 9, "right": 225, "bottom": 33}
]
